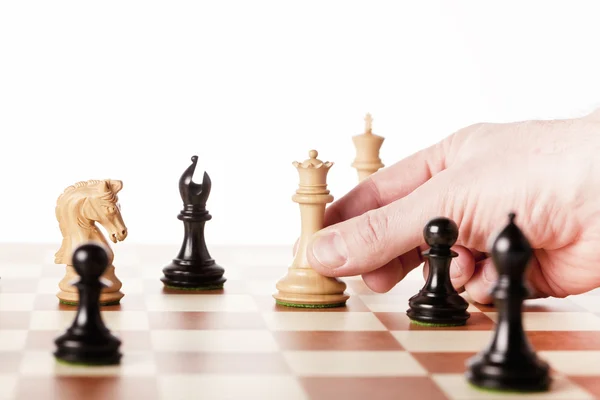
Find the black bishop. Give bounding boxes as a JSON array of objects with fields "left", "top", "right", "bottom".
[{"left": 161, "top": 155, "right": 226, "bottom": 290}]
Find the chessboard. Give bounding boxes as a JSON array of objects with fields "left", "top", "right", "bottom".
[{"left": 1, "top": 243, "right": 600, "bottom": 400}]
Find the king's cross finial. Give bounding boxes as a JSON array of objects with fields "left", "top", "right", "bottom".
[{"left": 364, "top": 113, "right": 373, "bottom": 134}]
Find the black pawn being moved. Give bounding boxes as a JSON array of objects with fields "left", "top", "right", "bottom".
[
  {"left": 161, "top": 155, "right": 226, "bottom": 290},
  {"left": 54, "top": 243, "right": 122, "bottom": 365},
  {"left": 465, "top": 213, "right": 550, "bottom": 392},
  {"left": 407, "top": 217, "right": 470, "bottom": 326}
]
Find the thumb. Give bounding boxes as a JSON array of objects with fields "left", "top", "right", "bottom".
[{"left": 306, "top": 169, "right": 462, "bottom": 277}]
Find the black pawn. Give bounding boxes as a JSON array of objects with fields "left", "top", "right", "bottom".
[
  {"left": 407, "top": 217, "right": 470, "bottom": 326},
  {"left": 465, "top": 213, "right": 550, "bottom": 392},
  {"left": 161, "top": 155, "right": 226, "bottom": 290},
  {"left": 54, "top": 243, "right": 121, "bottom": 365}
]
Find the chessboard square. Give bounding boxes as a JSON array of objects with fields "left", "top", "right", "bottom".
[
  {"left": 0, "top": 293, "right": 36, "bottom": 311},
  {"left": 360, "top": 293, "right": 481, "bottom": 313},
  {"left": 20, "top": 351, "right": 156, "bottom": 377},
  {"left": 412, "top": 352, "right": 477, "bottom": 374},
  {"left": 568, "top": 295, "right": 600, "bottom": 313},
  {"left": 41, "top": 265, "right": 66, "bottom": 278},
  {"left": 0, "top": 352, "right": 23, "bottom": 373},
  {"left": 29, "top": 310, "right": 74, "bottom": 330},
  {"left": 273, "top": 331, "right": 404, "bottom": 351},
  {"left": 300, "top": 377, "right": 449, "bottom": 400},
  {"left": 245, "top": 279, "right": 279, "bottom": 296},
  {"left": 158, "top": 375, "right": 307, "bottom": 400},
  {"left": 240, "top": 265, "right": 283, "bottom": 279},
  {"left": 14, "top": 376, "right": 160, "bottom": 400},
  {"left": 118, "top": 278, "right": 144, "bottom": 294},
  {"left": 432, "top": 373, "right": 595, "bottom": 400},
  {"left": 477, "top": 297, "right": 587, "bottom": 313},
  {"left": 359, "top": 294, "right": 411, "bottom": 312},
  {"left": 0, "top": 311, "right": 32, "bottom": 329},
  {"left": 0, "top": 265, "right": 42, "bottom": 278},
  {"left": 0, "top": 374, "right": 17, "bottom": 400},
  {"left": 0, "top": 278, "right": 38, "bottom": 293},
  {"left": 101, "top": 311, "right": 149, "bottom": 331},
  {"left": 20, "top": 351, "right": 116, "bottom": 376},
  {"left": 150, "top": 330, "right": 279, "bottom": 353},
  {"left": 528, "top": 331, "right": 600, "bottom": 351},
  {"left": 29, "top": 310, "right": 149, "bottom": 331},
  {"left": 36, "top": 277, "right": 62, "bottom": 294},
  {"left": 0, "top": 330, "right": 28, "bottom": 351},
  {"left": 146, "top": 294, "right": 258, "bottom": 312},
  {"left": 148, "top": 311, "right": 266, "bottom": 330},
  {"left": 392, "top": 331, "right": 492, "bottom": 352},
  {"left": 283, "top": 351, "right": 427, "bottom": 376},
  {"left": 102, "top": 293, "right": 148, "bottom": 311},
  {"left": 155, "top": 352, "right": 291, "bottom": 374},
  {"left": 375, "top": 312, "right": 494, "bottom": 331},
  {"left": 569, "top": 377, "right": 600, "bottom": 399},
  {"left": 484, "top": 312, "right": 600, "bottom": 331},
  {"left": 262, "top": 312, "right": 386, "bottom": 331},
  {"left": 538, "top": 351, "right": 600, "bottom": 375}
]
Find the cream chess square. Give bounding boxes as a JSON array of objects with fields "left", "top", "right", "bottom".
[
  {"left": 150, "top": 330, "right": 279, "bottom": 353},
  {"left": 0, "top": 330, "right": 28, "bottom": 351},
  {"left": 158, "top": 375, "right": 307, "bottom": 400},
  {"left": 360, "top": 294, "right": 480, "bottom": 313},
  {"left": 283, "top": 351, "right": 427, "bottom": 376},
  {"left": 0, "top": 294, "right": 36, "bottom": 311},
  {"left": 262, "top": 312, "right": 387, "bottom": 331},
  {"left": 0, "top": 374, "right": 17, "bottom": 399},
  {"left": 432, "top": 374, "right": 594, "bottom": 400},
  {"left": 0, "top": 265, "right": 42, "bottom": 279},
  {"left": 29, "top": 310, "right": 149, "bottom": 331},
  {"left": 539, "top": 351, "right": 600, "bottom": 376},
  {"left": 568, "top": 296, "right": 600, "bottom": 313},
  {"left": 20, "top": 351, "right": 156, "bottom": 376},
  {"left": 146, "top": 294, "right": 258, "bottom": 312}
]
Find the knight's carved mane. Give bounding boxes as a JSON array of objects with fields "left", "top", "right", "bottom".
[{"left": 54, "top": 179, "right": 119, "bottom": 263}]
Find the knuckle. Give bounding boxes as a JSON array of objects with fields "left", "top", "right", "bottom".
[{"left": 355, "top": 210, "right": 389, "bottom": 253}]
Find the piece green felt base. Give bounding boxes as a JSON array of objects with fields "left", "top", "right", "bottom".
[
  {"left": 165, "top": 284, "right": 224, "bottom": 291},
  {"left": 55, "top": 357, "right": 120, "bottom": 367},
  {"left": 59, "top": 300, "right": 121, "bottom": 307},
  {"left": 409, "top": 319, "right": 466, "bottom": 327},
  {"left": 275, "top": 300, "right": 346, "bottom": 308},
  {"left": 467, "top": 381, "right": 549, "bottom": 394}
]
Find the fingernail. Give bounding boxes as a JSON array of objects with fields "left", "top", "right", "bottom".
[{"left": 310, "top": 231, "right": 348, "bottom": 269}]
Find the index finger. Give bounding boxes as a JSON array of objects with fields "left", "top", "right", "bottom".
[{"left": 324, "top": 139, "right": 449, "bottom": 227}]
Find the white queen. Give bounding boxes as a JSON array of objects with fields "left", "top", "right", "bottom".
[{"left": 273, "top": 150, "right": 349, "bottom": 308}]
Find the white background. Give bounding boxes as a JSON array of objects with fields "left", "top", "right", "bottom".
[{"left": 0, "top": 1, "right": 599, "bottom": 247}]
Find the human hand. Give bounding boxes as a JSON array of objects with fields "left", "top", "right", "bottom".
[{"left": 306, "top": 109, "right": 600, "bottom": 304}]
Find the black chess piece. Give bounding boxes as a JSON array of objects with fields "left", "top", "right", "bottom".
[
  {"left": 406, "top": 217, "right": 470, "bottom": 326},
  {"left": 54, "top": 243, "right": 122, "bottom": 365},
  {"left": 465, "top": 213, "right": 550, "bottom": 392},
  {"left": 161, "top": 155, "right": 226, "bottom": 289}
]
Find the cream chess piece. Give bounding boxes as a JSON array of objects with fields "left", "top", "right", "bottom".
[
  {"left": 54, "top": 179, "right": 128, "bottom": 305},
  {"left": 273, "top": 150, "right": 349, "bottom": 308},
  {"left": 352, "top": 113, "right": 384, "bottom": 181}
]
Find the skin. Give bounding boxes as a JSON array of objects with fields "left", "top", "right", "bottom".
[{"left": 305, "top": 108, "right": 600, "bottom": 304}]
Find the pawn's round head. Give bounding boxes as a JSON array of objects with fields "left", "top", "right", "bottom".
[
  {"left": 72, "top": 243, "right": 109, "bottom": 280},
  {"left": 423, "top": 217, "right": 459, "bottom": 248}
]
